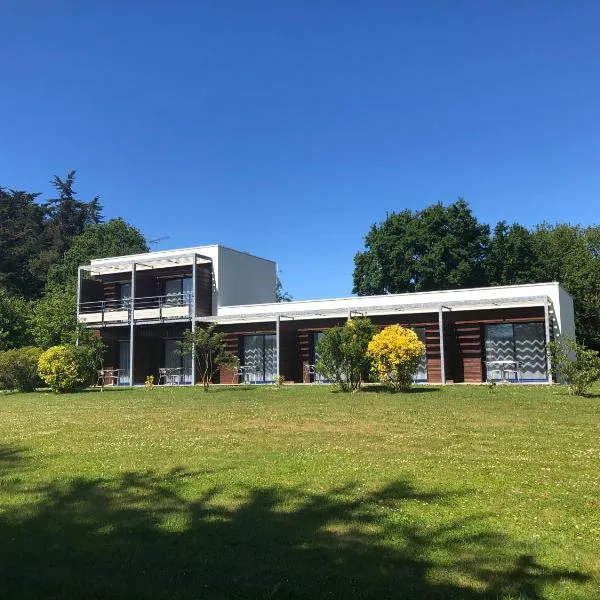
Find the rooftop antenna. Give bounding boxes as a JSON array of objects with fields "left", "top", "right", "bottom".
[{"left": 148, "top": 236, "right": 170, "bottom": 246}]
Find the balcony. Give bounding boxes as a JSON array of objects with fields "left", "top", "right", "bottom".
[{"left": 78, "top": 292, "right": 193, "bottom": 326}]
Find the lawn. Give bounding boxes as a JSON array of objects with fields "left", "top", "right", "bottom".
[{"left": 0, "top": 384, "right": 598, "bottom": 599}]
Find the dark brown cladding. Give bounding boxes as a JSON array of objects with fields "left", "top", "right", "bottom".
[
  {"left": 215, "top": 306, "right": 546, "bottom": 385},
  {"left": 81, "top": 263, "right": 213, "bottom": 317},
  {"left": 95, "top": 305, "right": 548, "bottom": 386}
]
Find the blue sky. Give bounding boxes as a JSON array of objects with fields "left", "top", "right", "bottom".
[{"left": 1, "top": 1, "right": 599, "bottom": 300}]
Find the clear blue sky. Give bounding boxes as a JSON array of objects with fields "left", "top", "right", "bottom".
[{"left": 1, "top": 1, "right": 599, "bottom": 300}]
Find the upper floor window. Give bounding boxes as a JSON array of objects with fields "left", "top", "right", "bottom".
[
  {"left": 164, "top": 277, "right": 193, "bottom": 306},
  {"left": 118, "top": 282, "right": 131, "bottom": 309}
]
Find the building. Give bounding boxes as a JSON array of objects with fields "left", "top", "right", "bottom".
[{"left": 77, "top": 245, "right": 575, "bottom": 386}]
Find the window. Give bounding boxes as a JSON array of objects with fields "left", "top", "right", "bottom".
[
  {"left": 164, "top": 339, "right": 192, "bottom": 384},
  {"left": 243, "top": 335, "right": 276, "bottom": 383},
  {"left": 485, "top": 322, "right": 547, "bottom": 381},
  {"left": 118, "top": 341, "right": 130, "bottom": 385},
  {"left": 118, "top": 282, "right": 131, "bottom": 310},
  {"left": 312, "top": 331, "right": 327, "bottom": 382},
  {"left": 412, "top": 327, "right": 428, "bottom": 383},
  {"left": 164, "top": 277, "right": 193, "bottom": 306}
]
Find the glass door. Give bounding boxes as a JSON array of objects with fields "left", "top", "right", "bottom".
[
  {"left": 313, "top": 331, "right": 327, "bottom": 382},
  {"left": 412, "top": 327, "right": 428, "bottom": 382},
  {"left": 164, "top": 339, "right": 192, "bottom": 384},
  {"left": 514, "top": 323, "right": 547, "bottom": 381},
  {"left": 119, "top": 341, "right": 130, "bottom": 385},
  {"left": 243, "top": 335, "right": 276, "bottom": 383},
  {"left": 118, "top": 283, "right": 131, "bottom": 310}
]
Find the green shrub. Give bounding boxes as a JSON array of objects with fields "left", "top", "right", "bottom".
[
  {"left": 316, "top": 318, "right": 377, "bottom": 392},
  {"left": 549, "top": 337, "right": 600, "bottom": 396},
  {"left": 0, "top": 346, "right": 43, "bottom": 392},
  {"left": 38, "top": 345, "right": 97, "bottom": 393}
]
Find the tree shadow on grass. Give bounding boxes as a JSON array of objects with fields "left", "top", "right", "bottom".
[{"left": 0, "top": 460, "right": 590, "bottom": 599}]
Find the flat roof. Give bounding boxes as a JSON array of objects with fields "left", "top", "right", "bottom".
[
  {"left": 199, "top": 291, "right": 553, "bottom": 325},
  {"left": 82, "top": 244, "right": 274, "bottom": 275}
]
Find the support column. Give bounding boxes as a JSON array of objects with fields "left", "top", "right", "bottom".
[
  {"left": 76, "top": 266, "right": 83, "bottom": 346},
  {"left": 191, "top": 254, "right": 197, "bottom": 385},
  {"left": 544, "top": 297, "right": 553, "bottom": 384},
  {"left": 438, "top": 306, "right": 446, "bottom": 385},
  {"left": 129, "top": 262, "right": 136, "bottom": 387},
  {"left": 275, "top": 315, "right": 281, "bottom": 380}
]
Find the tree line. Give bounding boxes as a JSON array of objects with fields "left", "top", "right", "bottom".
[
  {"left": 0, "top": 172, "right": 148, "bottom": 351},
  {"left": 353, "top": 199, "right": 600, "bottom": 350},
  {"left": 1, "top": 182, "right": 598, "bottom": 357}
]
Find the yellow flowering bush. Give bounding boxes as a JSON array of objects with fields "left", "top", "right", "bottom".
[
  {"left": 38, "top": 345, "right": 96, "bottom": 393},
  {"left": 367, "top": 325, "right": 425, "bottom": 392}
]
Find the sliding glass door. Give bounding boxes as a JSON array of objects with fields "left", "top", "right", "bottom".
[
  {"left": 485, "top": 322, "right": 547, "bottom": 381},
  {"left": 164, "top": 339, "right": 192, "bottom": 384},
  {"left": 412, "top": 327, "right": 428, "bottom": 383},
  {"left": 118, "top": 341, "right": 130, "bottom": 385},
  {"left": 243, "top": 335, "right": 276, "bottom": 383}
]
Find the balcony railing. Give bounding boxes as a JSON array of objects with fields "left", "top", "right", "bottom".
[{"left": 78, "top": 293, "right": 193, "bottom": 325}]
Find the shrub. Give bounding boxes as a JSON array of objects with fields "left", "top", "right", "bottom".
[
  {"left": 367, "top": 325, "right": 425, "bottom": 392},
  {"left": 0, "top": 346, "right": 43, "bottom": 392},
  {"left": 549, "top": 337, "right": 600, "bottom": 396},
  {"left": 178, "top": 325, "right": 239, "bottom": 391},
  {"left": 316, "top": 318, "right": 377, "bottom": 392},
  {"left": 38, "top": 345, "right": 97, "bottom": 393}
]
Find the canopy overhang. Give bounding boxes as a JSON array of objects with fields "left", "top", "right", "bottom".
[{"left": 197, "top": 296, "right": 550, "bottom": 325}]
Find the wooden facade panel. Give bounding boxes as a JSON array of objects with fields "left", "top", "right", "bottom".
[
  {"left": 93, "top": 264, "right": 213, "bottom": 316},
  {"left": 98, "top": 305, "right": 549, "bottom": 385}
]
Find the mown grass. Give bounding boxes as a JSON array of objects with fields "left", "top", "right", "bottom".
[{"left": 0, "top": 384, "right": 598, "bottom": 599}]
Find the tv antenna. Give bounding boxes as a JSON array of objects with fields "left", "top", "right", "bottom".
[{"left": 148, "top": 236, "right": 170, "bottom": 246}]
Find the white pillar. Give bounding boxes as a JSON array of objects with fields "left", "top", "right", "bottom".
[
  {"left": 438, "top": 306, "right": 446, "bottom": 385},
  {"left": 544, "top": 297, "right": 553, "bottom": 384},
  {"left": 275, "top": 315, "right": 281, "bottom": 379},
  {"left": 129, "top": 262, "right": 136, "bottom": 387},
  {"left": 191, "top": 254, "right": 197, "bottom": 385},
  {"left": 76, "top": 266, "right": 83, "bottom": 346}
]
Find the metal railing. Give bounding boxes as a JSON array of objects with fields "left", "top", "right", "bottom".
[{"left": 78, "top": 292, "right": 193, "bottom": 324}]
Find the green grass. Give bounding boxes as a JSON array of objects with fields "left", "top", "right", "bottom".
[{"left": 1, "top": 384, "right": 599, "bottom": 599}]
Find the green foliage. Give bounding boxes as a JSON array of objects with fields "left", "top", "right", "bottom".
[
  {"left": 485, "top": 221, "right": 539, "bottom": 286},
  {"left": 367, "top": 325, "right": 425, "bottom": 392},
  {"left": 531, "top": 224, "right": 600, "bottom": 351},
  {"left": 31, "top": 171, "right": 102, "bottom": 285},
  {"left": 353, "top": 199, "right": 490, "bottom": 295},
  {"left": 275, "top": 273, "right": 292, "bottom": 302},
  {"left": 37, "top": 344, "right": 99, "bottom": 393},
  {"left": 178, "top": 325, "right": 239, "bottom": 390},
  {"left": 0, "top": 188, "right": 45, "bottom": 296},
  {"left": 549, "top": 337, "right": 600, "bottom": 396},
  {"left": 353, "top": 200, "right": 600, "bottom": 351},
  {"left": 46, "top": 218, "right": 148, "bottom": 289},
  {"left": 316, "top": 318, "right": 377, "bottom": 392},
  {"left": 0, "top": 346, "right": 43, "bottom": 392},
  {"left": 28, "top": 283, "right": 78, "bottom": 348},
  {"left": 0, "top": 289, "right": 33, "bottom": 351}
]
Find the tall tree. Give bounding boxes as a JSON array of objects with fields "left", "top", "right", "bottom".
[
  {"left": 46, "top": 218, "right": 148, "bottom": 289},
  {"left": 485, "top": 221, "right": 540, "bottom": 286},
  {"left": 530, "top": 224, "right": 600, "bottom": 350},
  {"left": 353, "top": 199, "right": 489, "bottom": 295},
  {"left": 0, "top": 188, "right": 45, "bottom": 296},
  {"left": 32, "top": 171, "right": 103, "bottom": 284}
]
